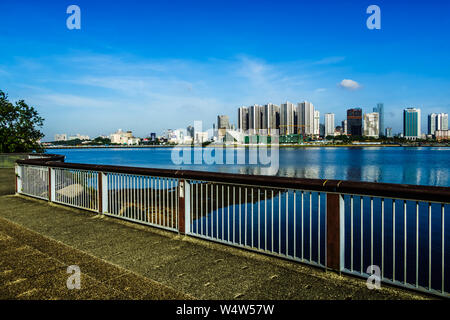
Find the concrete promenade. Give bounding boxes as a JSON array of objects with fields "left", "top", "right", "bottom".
[{"left": 0, "top": 169, "right": 431, "bottom": 300}]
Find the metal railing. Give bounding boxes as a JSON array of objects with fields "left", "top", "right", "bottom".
[
  {"left": 186, "top": 180, "right": 326, "bottom": 267},
  {"left": 14, "top": 155, "right": 450, "bottom": 298},
  {"left": 104, "top": 172, "right": 179, "bottom": 232}
]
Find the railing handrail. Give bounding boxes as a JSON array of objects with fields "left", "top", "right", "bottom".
[{"left": 16, "top": 155, "right": 450, "bottom": 203}]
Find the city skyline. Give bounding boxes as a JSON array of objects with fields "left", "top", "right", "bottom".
[{"left": 1, "top": 0, "right": 449, "bottom": 140}]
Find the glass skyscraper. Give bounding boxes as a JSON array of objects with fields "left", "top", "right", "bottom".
[
  {"left": 403, "top": 108, "right": 421, "bottom": 139},
  {"left": 373, "top": 103, "right": 385, "bottom": 136}
]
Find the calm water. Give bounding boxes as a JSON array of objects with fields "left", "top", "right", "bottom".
[{"left": 48, "top": 147, "right": 450, "bottom": 187}]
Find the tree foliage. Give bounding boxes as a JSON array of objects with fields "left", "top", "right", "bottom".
[{"left": 0, "top": 90, "right": 44, "bottom": 153}]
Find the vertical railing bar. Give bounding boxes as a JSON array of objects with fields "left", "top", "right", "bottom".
[
  {"left": 265, "top": 189, "right": 268, "bottom": 251},
  {"left": 393, "top": 199, "right": 396, "bottom": 282},
  {"left": 150, "top": 177, "right": 154, "bottom": 224},
  {"left": 271, "top": 190, "right": 274, "bottom": 252},
  {"left": 278, "top": 191, "right": 281, "bottom": 255},
  {"left": 428, "top": 202, "right": 432, "bottom": 290},
  {"left": 222, "top": 185, "right": 224, "bottom": 240},
  {"left": 371, "top": 197, "right": 374, "bottom": 268},
  {"left": 294, "top": 191, "right": 296, "bottom": 258},
  {"left": 245, "top": 187, "right": 248, "bottom": 246},
  {"left": 309, "top": 192, "right": 312, "bottom": 262},
  {"left": 171, "top": 179, "right": 174, "bottom": 227},
  {"left": 252, "top": 188, "right": 254, "bottom": 248},
  {"left": 227, "top": 186, "right": 230, "bottom": 242},
  {"left": 258, "top": 188, "right": 261, "bottom": 249},
  {"left": 211, "top": 183, "right": 214, "bottom": 238},
  {"left": 239, "top": 186, "right": 242, "bottom": 244},
  {"left": 201, "top": 183, "right": 203, "bottom": 235},
  {"left": 318, "top": 192, "right": 321, "bottom": 264},
  {"left": 159, "top": 178, "right": 162, "bottom": 226},
  {"left": 196, "top": 182, "right": 199, "bottom": 234},
  {"left": 206, "top": 184, "right": 209, "bottom": 237},
  {"left": 286, "top": 190, "right": 288, "bottom": 256},
  {"left": 416, "top": 201, "right": 419, "bottom": 288},
  {"left": 234, "top": 186, "right": 236, "bottom": 243},
  {"left": 351, "top": 195, "right": 354, "bottom": 271},
  {"left": 301, "top": 191, "right": 304, "bottom": 261},
  {"left": 442, "top": 203, "right": 445, "bottom": 294},
  {"left": 361, "top": 196, "right": 364, "bottom": 274},
  {"left": 382, "top": 198, "right": 385, "bottom": 279},
  {"left": 217, "top": 184, "right": 219, "bottom": 240},
  {"left": 404, "top": 200, "right": 407, "bottom": 284}
]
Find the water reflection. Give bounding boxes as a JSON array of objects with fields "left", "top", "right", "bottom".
[{"left": 50, "top": 147, "right": 450, "bottom": 187}]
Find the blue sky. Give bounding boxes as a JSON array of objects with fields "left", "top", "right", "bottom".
[{"left": 0, "top": 0, "right": 449, "bottom": 140}]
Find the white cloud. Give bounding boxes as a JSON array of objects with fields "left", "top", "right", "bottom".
[{"left": 339, "top": 79, "right": 362, "bottom": 90}]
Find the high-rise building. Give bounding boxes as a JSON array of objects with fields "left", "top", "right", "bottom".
[
  {"left": 319, "top": 124, "right": 325, "bottom": 137},
  {"left": 280, "top": 102, "right": 295, "bottom": 135},
  {"left": 342, "top": 120, "right": 348, "bottom": 134},
  {"left": 438, "top": 113, "right": 449, "bottom": 131},
  {"left": 429, "top": 113, "right": 449, "bottom": 135},
  {"left": 54, "top": 134, "right": 67, "bottom": 142},
  {"left": 187, "top": 126, "right": 194, "bottom": 138},
  {"left": 217, "top": 115, "right": 230, "bottom": 129},
  {"left": 313, "top": 110, "right": 320, "bottom": 136},
  {"left": 428, "top": 113, "right": 437, "bottom": 135},
  {"left": 324, "top": 113, "right": 335, "bottom": 137},
  {"left": 403, "top": 108, "right": 421, "bottom": 139},
  {"left": 261, "top": 103, "right": 280, "bottom": 134},
  {"left": 373, "top": 103, "right": 385, "bottom": 136},
  {"left": 363, "top": 112, "right": 380, "bottom": 137},
  {"left": 385, "top": 127, "right": 393, "bottom": 138},
  {"left": 238, "top": 107, "right": 249, "bottom": 133},
  {"left": 249, "top": 105, "right": 263, "bottom": 135},
  {"left": 297, "top": 101, "right": 315, "bottom": 136},
  {"left": 347, "top": 108, "right": 363, "bottom": 136}
]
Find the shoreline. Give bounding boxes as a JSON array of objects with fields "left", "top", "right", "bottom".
[{"left": 44, "top": 144, "right": 450, "bottom": 150}]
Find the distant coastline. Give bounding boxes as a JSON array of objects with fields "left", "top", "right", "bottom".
[{"left": 44, "top": 143, "right": 450, "bottom": 150}]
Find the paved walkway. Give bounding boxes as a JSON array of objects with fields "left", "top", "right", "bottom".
[{"left": 0, "top": 193, "right": 431, "bottom": 300}]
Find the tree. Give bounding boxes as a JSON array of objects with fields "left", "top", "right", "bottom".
[{"left": 0, "top": 90, "right": 44, "bottom": 153}]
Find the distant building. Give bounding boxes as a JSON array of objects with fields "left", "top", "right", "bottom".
[
  {"left": 385, "top": 127, "right": 393, "bottom": 138},
  {"left": 280, "top": 102, "right": 295, "bottom": 135},
  {"left": 217, "top": 115, "right": 230, "bottom": 129},
  {"left": 249, "top": 105, "right": 264, "bottom": 135},
  {"left": 297, "top": 101, "right": 315, "bottom": 136},
  {"left": 54, "top": 134, "right": 67, "bottom": 142},
  {"left": 363, "top": 112, "right": 380, "bottom": 138},
  {"left": 428, "top": 113, "right": 448, "bottom": 135},
  {"left": 238, "top": 106, "right": 249, "bottom": 133},
  {"left": 347, "top": 108, "right": 363, "bottom": 136},
  {"left": 262, "top": 103, "right": 280, "bottom": 134},
  {"left": 403, "top": 108, "right": 421, "bottom": 139},
  {"left": 324, "top": 113, "right": 335, "bottom": 137},
  {"left": 313, "top": 110, "right": 320, "bottom": 136},
  {"left": 319, "top": 124, "right": 325, "bottom": 137},
  {"left": 342, "top": 120, "right": 348, "bottom": 135},
  {"left": 195, "top": 132, "right": 208, "bottom": 144},
  {"left": 68, "top": 134, "right": 90, "bottom": 141},
  {"left": 150, "top": 133, "right": 156, "bottom": 142},
  {"left": 373, "top": 103, "right": 385, "bottom": 136},
  {"left": 186, "top": 126, "right": 194, "bottom": 138},
  {"left": 110, "top": 129, "right": 134, "bottom": 144},
  {"left": 435, "top": 130, "right": 450, "bottom": 141}
]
